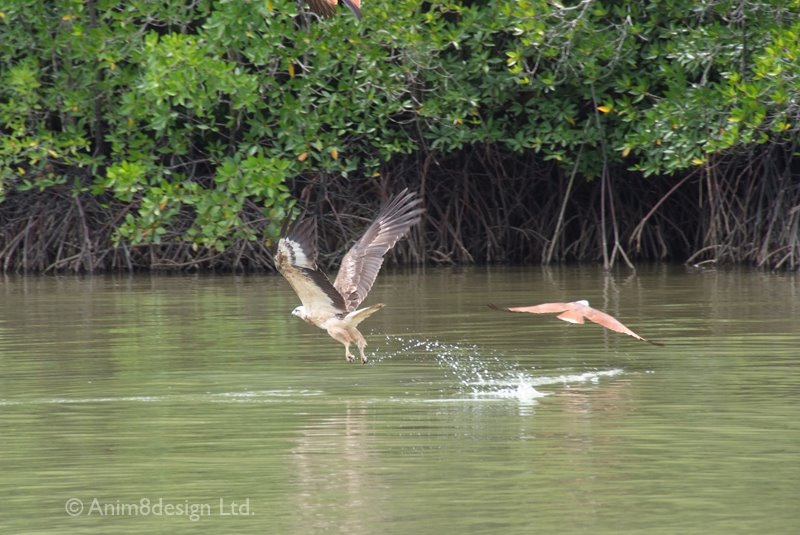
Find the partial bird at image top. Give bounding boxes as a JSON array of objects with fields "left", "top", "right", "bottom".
[{"left": 306, "top": 0, "right": 362, "bottom": 19}]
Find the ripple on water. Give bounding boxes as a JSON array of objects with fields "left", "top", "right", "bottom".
[{"left": 0, "top": 389, "right": 325, "bottom": 406}]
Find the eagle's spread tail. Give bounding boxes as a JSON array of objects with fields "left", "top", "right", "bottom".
[{"left": 345, "top": 303, "right": 385, "bottom": 326}]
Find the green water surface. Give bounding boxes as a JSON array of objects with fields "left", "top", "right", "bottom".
[{"left": 1, "top": 266, "right": 798, "bottom": 534}]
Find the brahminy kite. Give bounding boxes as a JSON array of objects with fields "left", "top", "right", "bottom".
[{"left": 488, "top": 300, "right": 663, "bottom": 345}]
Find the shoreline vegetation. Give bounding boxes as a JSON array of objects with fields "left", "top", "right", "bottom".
[{"left": 2, "top": 1, "right": 799, "bottom": 272}]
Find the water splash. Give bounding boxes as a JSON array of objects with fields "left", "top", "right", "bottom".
[
  {"left": 379, "top": 337, "right": 547, "bottom": 404},
  {"left": 377, "top": 336, "right": 624, "bottom": 406}
]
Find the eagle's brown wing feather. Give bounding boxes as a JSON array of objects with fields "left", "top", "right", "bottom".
[{"left": 333, "top": 189, "right": 424, "bottom": 311}]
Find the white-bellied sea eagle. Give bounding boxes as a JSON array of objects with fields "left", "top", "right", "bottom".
[{"left": 275, "top": 189, "right": 424, "bottom": 363}]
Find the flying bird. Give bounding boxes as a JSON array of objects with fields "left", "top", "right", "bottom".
[
  {"left": 306, "top": 0, "right": 362, "bottom": 19},
  {"left": 275, "top": 189, "right": 423, "bottom": 363},
  {"left": 488, "top": 300, "right": 663, "bottom": 345}
]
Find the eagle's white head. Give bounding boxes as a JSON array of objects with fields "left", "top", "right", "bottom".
[{"left": 291, "top": 306, "right": 309, "bottom": 321}]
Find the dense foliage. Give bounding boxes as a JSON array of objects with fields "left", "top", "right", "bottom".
[{"left": 1, "top": 0, "right": 799, "bottom": 271}]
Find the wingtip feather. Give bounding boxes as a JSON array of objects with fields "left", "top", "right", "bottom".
[{"left": 342, "top": 0, "right": 362, "bottom": 19}]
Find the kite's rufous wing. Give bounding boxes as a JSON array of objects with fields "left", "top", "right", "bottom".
[
  {"left": 488, "top": 302, "right": 573, "bottom": 314},
  {"left": 582, "top": 306, "right": 663, "bottom": 345}
]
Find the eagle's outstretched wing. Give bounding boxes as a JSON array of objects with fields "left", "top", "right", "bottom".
[
  {"left": 334, "top": 189, "right": 424, "bottom": 311},
  {"left": 275, "top": 218, "right": 347, "bottom": 321}
]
